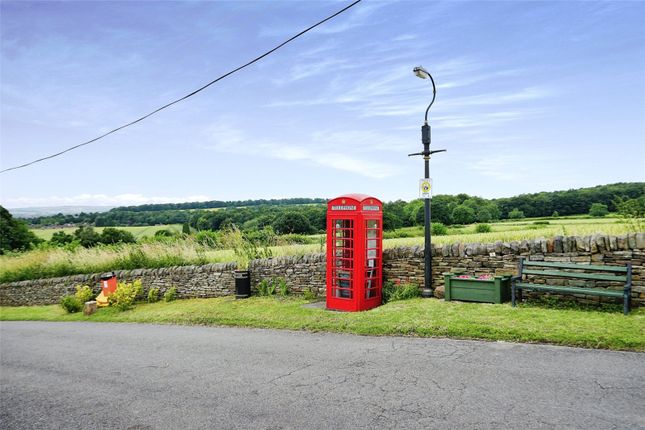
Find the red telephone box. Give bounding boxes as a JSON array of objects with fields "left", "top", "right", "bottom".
[{"left": 326, "top": 194, "right": 383, "bottom": 312}]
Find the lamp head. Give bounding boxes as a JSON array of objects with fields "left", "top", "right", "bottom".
[{"left": 413, "top": 66, "right": 430, "bottom": 79}]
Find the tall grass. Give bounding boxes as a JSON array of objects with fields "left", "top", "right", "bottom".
[{"left": 2, "top": 219, "right": 641, "bottom": 283}]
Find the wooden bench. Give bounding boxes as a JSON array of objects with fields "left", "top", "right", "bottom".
[{"left": 512, "top": 258, "right": 632, "bottom": 314}]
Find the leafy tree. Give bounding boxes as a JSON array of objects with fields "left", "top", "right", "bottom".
[
  {"left": 383, "top": 211, "right": 403, "bottom": 231},
  {"left": 272, "top": 212, "right": 312, "bottom": 235},
  {"left": 508, "top": 208, "right": 525, "bottom": 219},
  {"left": 182, "top": 222, "right": 191, "bottom": 234},
  {"left": 476, "top": 208, "right": 492, "bottom": 223},
  {"left": 451, "top": 205, "right": 476, "bottom": 225},
  {"left": 100, "top": 227, "right": 136, "bottom": 244},
  {"left": 0, "top": 206, "right": 42, "bottom": 253},
  {"left": 588, "top": 203, "right": 609, "bottom": 217},
  {"left": 73, "top": 226, "right": 101, "bottom": 247}
]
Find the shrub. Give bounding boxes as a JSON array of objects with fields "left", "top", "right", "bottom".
[
  {"left": 163, "top": 287, "right": 177, "bottom": 302},
  {"left": 109, "top": 280, "right": 143, "bottom": 311},
  {"left": 431, "top": 223, "right": 448, "bottom": 236},
  {"left": 60, "top": 295, "right": 83, "bottom": 313},
  {"left": 475, "top": 223, "right": 492, "bottom": 233},
  {"left": 551, "top": 211, "right": 560, "bottom": 218},
  {"left": 50, "top": 231, "right": 75, "bottom": 247},
  {"left": 100, "top": 228, "right": 136, "bottom": 245},
  {"left": 147, "top": 288, "right": 160, "bottom": 303},
  {"left": 533, "top": 220, "right": 550, "bottom": 225},
  {"left": 74, "top": 285, "right": 94, "bottom": 303},
  {"left": 382, "top": 281, "right": 420, "bottom": 304}
]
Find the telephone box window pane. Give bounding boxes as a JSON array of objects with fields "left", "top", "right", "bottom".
[
  {"left": 367, "top": 229, "right": 377, "bottom": 239},
  {"left": 367, "top": 249, "right": 377, "bottom": 259},
  {"left": 366, "top": 220, "right": 378, "bottom": 229},
  {"left": 367, "top": 239, "right": 377, "bottom": 249},
  {"left": 334, "top": 220, "right": 353, "bottom": 229}
]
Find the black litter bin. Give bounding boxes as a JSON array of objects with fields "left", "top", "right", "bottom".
[{"left": 234, "top": 270, "right": 251, "bottom": 299}]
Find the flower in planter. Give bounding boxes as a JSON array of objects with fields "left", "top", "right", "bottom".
[
  {"left": 476, "top": 274, "right": 494, "bottom": 280},
  {"left": 456, "top": 275, "right": 472, "bottom": 279}
]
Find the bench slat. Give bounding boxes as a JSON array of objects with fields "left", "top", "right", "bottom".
[
  {"left": 522, "top": 261, "right": 627, "bottom": 273},
  {"left": 522, "top": 269, "right": 627, "bottom": 282},
  {"left": 514, "top": 282, "right": 624, "bottom": 297}
]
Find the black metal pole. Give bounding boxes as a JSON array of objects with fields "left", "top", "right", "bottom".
[{"left": 421, "top": 123, "right": 433, "bottom": 298}]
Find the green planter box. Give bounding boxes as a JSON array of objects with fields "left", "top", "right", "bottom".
[{"left": 443, "top": 273, "right": 511, "bottom": 304}]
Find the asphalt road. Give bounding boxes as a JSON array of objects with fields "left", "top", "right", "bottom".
[{"left": 1, "top": 321, "right": 643, "bottom": 429}]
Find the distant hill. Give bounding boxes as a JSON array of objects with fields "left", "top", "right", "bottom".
[{"left": 8, "top": 206, "right": 114, "bottom": 218}]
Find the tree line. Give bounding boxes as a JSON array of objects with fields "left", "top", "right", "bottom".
[
  {"left": 2, "top": 182, "right": 644, "bottom": 253},
  {"left": 16, "top": 182, "right": 645, "bottom": 232}
]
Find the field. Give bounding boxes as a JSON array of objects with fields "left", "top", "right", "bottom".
[
  {"left": 31, "top": 224, "right": 183, "bottom": 241},
  {"left": 1, "top": 216, "right": 641, "bottom": 284}
]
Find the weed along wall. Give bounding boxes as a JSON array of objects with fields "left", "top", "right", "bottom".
[{"left": 1, "top": 234, "right": 644, "bottom": 307}]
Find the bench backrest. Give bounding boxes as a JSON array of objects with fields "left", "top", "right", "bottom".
[{"left": 519, "top": 258, "right": 631, "bottom": 284}]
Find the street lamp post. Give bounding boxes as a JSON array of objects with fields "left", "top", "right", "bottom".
[{"left": 409, "top": 66, "right": 446, "bottom": 298}]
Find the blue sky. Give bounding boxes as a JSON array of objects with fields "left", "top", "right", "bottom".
[{"left": 1, "top": 0, "right": 644, "bottom": 208}]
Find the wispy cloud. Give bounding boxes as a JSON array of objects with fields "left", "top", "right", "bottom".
[{"left": 200, "top": 124, "right": 399, "bottom": 179}]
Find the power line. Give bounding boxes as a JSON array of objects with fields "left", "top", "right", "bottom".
[{"left": 1, "top": 0, "right": 362, "bottom": 174}]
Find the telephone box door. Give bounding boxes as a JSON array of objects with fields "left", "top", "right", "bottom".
[{"left": 326, "top": 194, "right": 382, "bottom": 312}]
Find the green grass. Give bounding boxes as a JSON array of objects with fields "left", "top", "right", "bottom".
[
  {"left": 2, "top": 297, "right": 643, "bottom": 351},
  {"left": 31, "top": 225, "right": 183, "bottom": 241}
]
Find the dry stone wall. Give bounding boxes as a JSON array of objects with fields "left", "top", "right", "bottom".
[
  {"left": 1, "top": 234, "right": 643, "bottom": 307},
  {"left": 0, "top": 263, "right": 237, "bottom": 306}
]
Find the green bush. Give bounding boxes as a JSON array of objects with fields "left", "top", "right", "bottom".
[
  {"left": 382, "top": 281, "right": 420, "bottom": 304},
  {"left": 431, "top": 223, "right": 448, "bottom": 235},
  {"left": 60, "top": 295, "right": 83, "bottom": 313},
  {"left": 74, "top": 285, "right": 94, "bottom": 303},
  {"left": 163, "top": 287, "right": 177, "bottom": 302},
  {"left": 147, "top": 288, "right": 160, "bottom": 303},
  {"left": 533, "top": 220, "right": 550, "bottom": 225},
  {"left": 109, "top": 280, "right": 143, "bottom": 311},
  {"left": 475, "top": 223, "right": 492, "bottom": 233}
]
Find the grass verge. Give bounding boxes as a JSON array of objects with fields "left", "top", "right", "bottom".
[{"left": 2, "top": 297, "right": 643, "bottom": 351}]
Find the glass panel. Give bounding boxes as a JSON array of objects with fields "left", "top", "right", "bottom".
[
  {"left": 366, "top": 220, "right": 378, "bottom": 229},
  {"left": 367, "top": 249, "right": 377, "bottom": 259},
  {"left": 367, "top": 239, "right": 377, "bottom": 249},
  {"left": 367, "top": 230, "right": 377, "bottom": 239},
  {"left": 335, "top": 219, "right": 353, "bottom": 229}
]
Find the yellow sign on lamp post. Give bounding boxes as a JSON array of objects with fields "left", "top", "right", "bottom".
[{"left": 419, "top": 178, "right": 432, "bottom": 199}]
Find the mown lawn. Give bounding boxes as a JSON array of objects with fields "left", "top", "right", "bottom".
[{"left": 2, "top": 297, "right": 643, "bottom": 351}]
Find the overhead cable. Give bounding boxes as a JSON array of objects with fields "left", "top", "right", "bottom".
[{"left": 0, "top": 0, "right": 362, "bottom": 174}]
